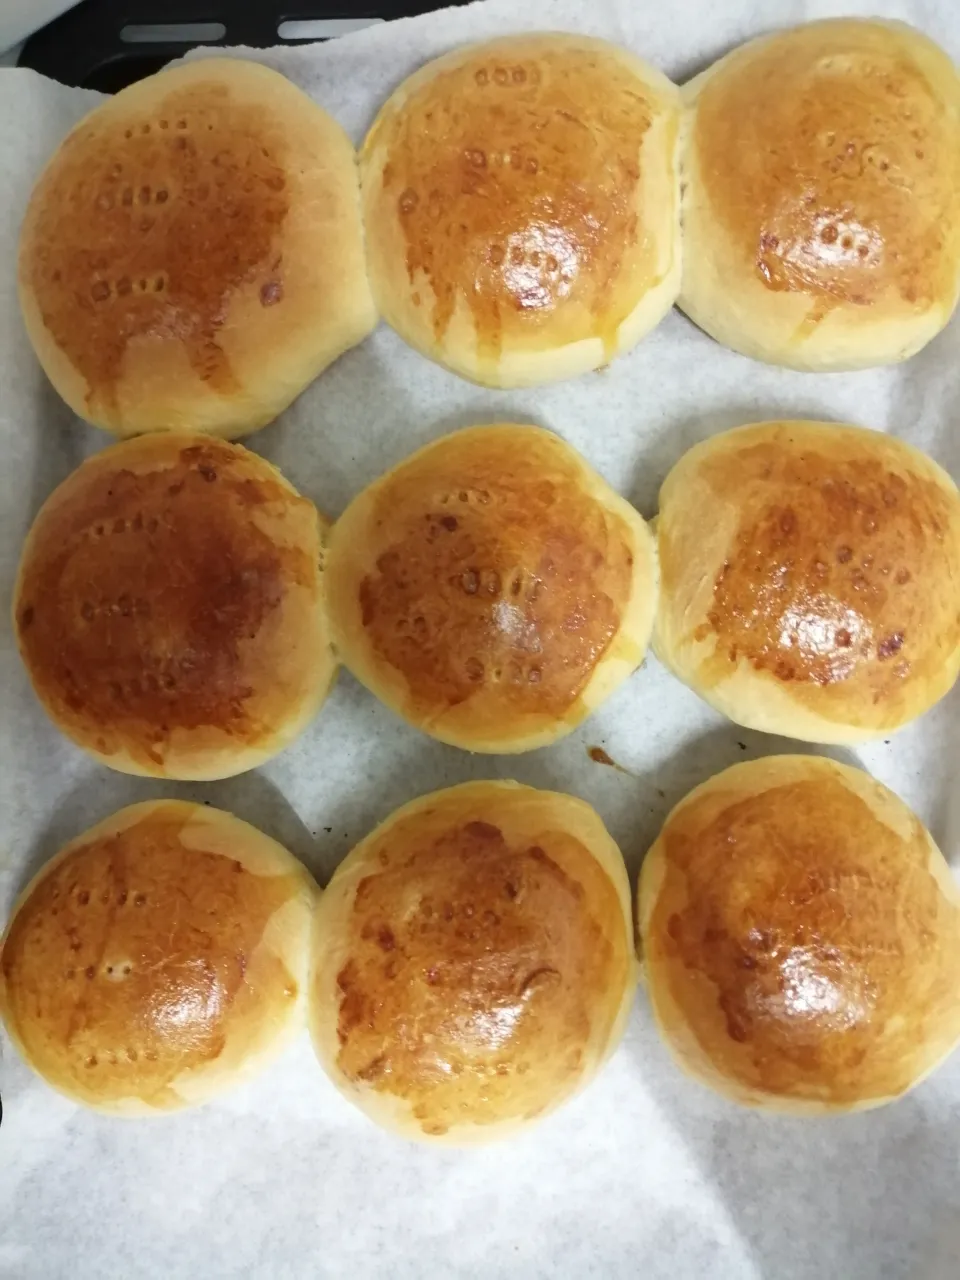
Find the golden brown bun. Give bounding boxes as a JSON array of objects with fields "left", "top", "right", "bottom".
[
  {"left": 639, "top": 756, "right": 960, "bottom": 1113},
  {"left": 309, "top": 780, "right": 636, "bottom": 1143},
  {"left": 0, "top": 800, "right": 317, "bottom": 1114},
  {"left": 324, "top": 424, "right": 658, "bottom": 751},
  {"left": 679, "top": 19, "right": 960, "bottom": 370},
  {"left": 653, "top": 421, "right": 960, "bottom": 743},
  {"left": 18, "top": 58, "right": 377, "bottom": 438},
  {"left": 14, "top": 433, "right": 336, "bottom": 779},
  {"left": 360, "top": 33, "right": 681, "bottom": 387}
]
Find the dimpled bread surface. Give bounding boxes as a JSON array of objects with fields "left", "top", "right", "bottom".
[{"left": 18, "top": 58, "right": 377, "bottom": 437}]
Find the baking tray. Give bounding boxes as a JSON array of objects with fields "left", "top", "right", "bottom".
[{"left": 18, "top": 0, "right": 466, "bottom": 90}]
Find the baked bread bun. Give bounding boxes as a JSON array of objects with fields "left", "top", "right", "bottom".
[
  {"left": 309, "top": 780, "right": 636, "bottom": 1143},
  {"left": 679, "top": 19, "right": 960, "bottom": 369},
  {"left": 0, "top": 800, "right": 316, "bottom": 1114},
  {"left": 14, "top": 433, "right": 336, "bottom": 779},
  {"left": 18, "top": 57, "right": 377, "bottom": 438},
  {"left": 361, "top": 33, "right": 681, "bottom": 386},
  {"left": 639, "top": 756, "right": 960, "bottom": 1113},
  {"left": 324, "top": 424, "right": 657, "bottom": 751},
  {"left": 653, "top": 421, "right": 960, "bottom": 743}
]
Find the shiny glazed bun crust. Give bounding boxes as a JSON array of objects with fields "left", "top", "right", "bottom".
[
  {"left": 679, "top": 19, "right": 960, "bottom": 370},
  {"left": 309, "top": 781, "right": 636, "bottom": 1143},
  {"left": 653, "top": 421, "right": 960, "bottom": 743},
  {"left": 0, "top": 800, "right": 317, "bottom": 1114},
  {"left": 324, "top": 424, "right": 658, "bottom": 752},
  {"left": 361, "top": 33, "right": 681, "bottom": 387},
  {"left": 14, "top": 434, "right": 336, "bottom": 779},
  {"left": 639, "top": 756, "right": 960, "bottom": 1113},
  {"left": 18, "top": 58, "right": 377, "bottom": 438}
]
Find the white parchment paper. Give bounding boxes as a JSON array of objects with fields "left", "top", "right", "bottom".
[{"left": 1, "top": 1, "right": 959, "bottom": 1276}]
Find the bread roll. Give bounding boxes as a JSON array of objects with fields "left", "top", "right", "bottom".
[
  {"left": 324, "top": 424, "right": 658, "bottom": 751},
  {"left": 14, "top": 433, "right": 336, "bottom": 779},
  {"left": 18, "top": 58, "right": 377, "bottom": 438},
  {"left": 679, "top": 19, "right": 960, "bottom": 369},
  {"left": 361, "top": 34, "right": 681, "bottom": 387},
  {"left": 309, "top": 780, "right": 636, "bottom": 1143},
  {"left": 639, "top": 756, "right": 960, "bottom": 1112},
  {"left": 0, "top": 800, "right": 316, "bottom": 1114},
  {"left": 653, "top": 421, "right": 960, "bottom": 743}
]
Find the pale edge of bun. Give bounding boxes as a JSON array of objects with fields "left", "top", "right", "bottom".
[
  {"left": 18, "top": 57, "right": 378, "bottom": 440},
  {"left": 13, "top": 434, "right": 339, "bottom": 781},
  {"left": 0, "top": 798, "right": 319, "bottom": 1115},
  {"left": 636, "top": 755, "right": 960, "bottom": 1114},
  {"left": 650, "top": 420, "right": 960, "bottom": 745},
  {"left": 324, "top": 424, "right": 659, "bottom": 752},
  {"left": 676, "top": 19, "right": 960, "bottom": 371},
  {"left": 360, "top": 33, "right": 683, "bottom": 389},
  {"left": 308, "top": 780, "right": 638, "bottom": 1144}
]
